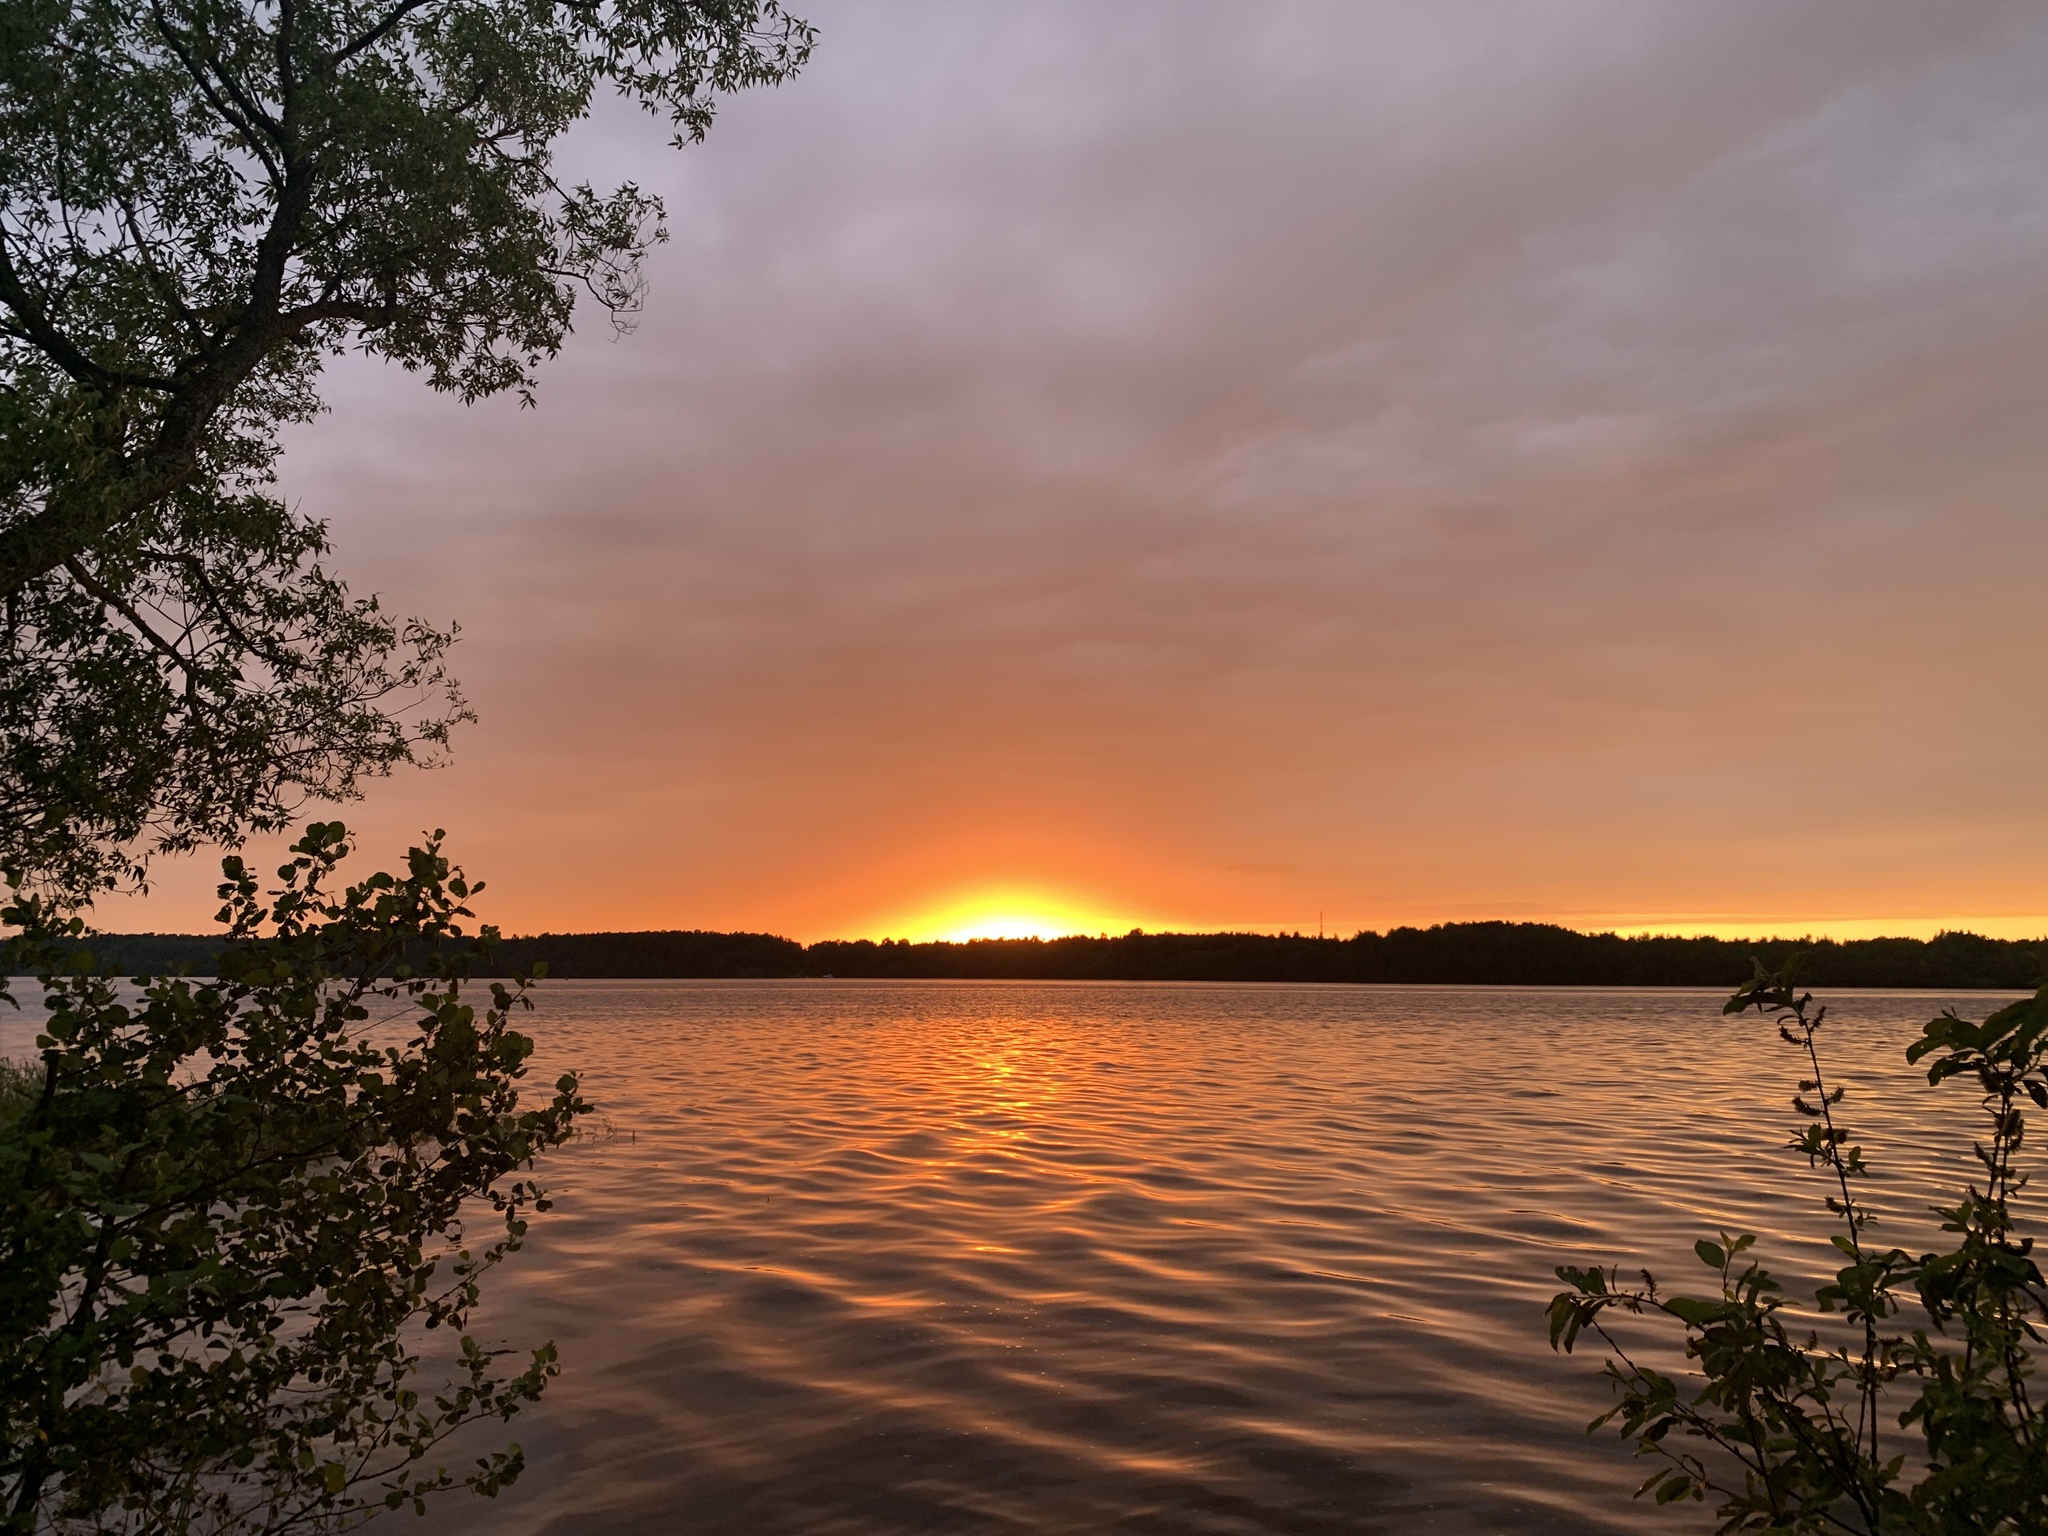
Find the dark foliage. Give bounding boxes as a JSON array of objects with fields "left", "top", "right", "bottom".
[
  {"left": 0, "top": 0, "right": 813, "bottom": 900},
  {"left": 1549, "top": 961, "right": 2048, "bottom": 1532},
  {"left": 36, "top": 921, "right": 2048, "bottom": 989},
  {"left": 812, "top": 926, "right": 2048, "bottom": 988},
  {"left": 490, "top": 929, "right": 808, "bottom": 978},
  {"left": 2, "top": 485, "right": 467, "bottom": 903},
  {"left": 0, "top": 824, "right": 586, "bottom": 1534}
]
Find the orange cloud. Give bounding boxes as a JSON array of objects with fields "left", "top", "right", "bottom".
[{"left": 89, "top": 4, "right": 2048, "bottom": 946}]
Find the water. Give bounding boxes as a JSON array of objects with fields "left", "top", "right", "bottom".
[{"left": 2, "top": 980, "right": 2018, "bottom": 1533}]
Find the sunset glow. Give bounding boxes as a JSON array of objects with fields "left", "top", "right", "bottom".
[
  {"left": 886, "top": 891, "right": 1132, "bottom": 945},
  {"left": 26, "top": 11, "right": 2048, "bottom": 1536},
  {"left": 89, "top": 5, "right": 2048, "bottom": 946}
]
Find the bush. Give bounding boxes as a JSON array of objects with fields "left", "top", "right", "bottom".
[
  {"left": 1548, "top": 960, "right": 2048, "bottom": 1533},
  {"left": 0, "top": 1060, "right": 37, "bottom": 1128},
  {"left": 0, "top": 824, "right": 585, "bottom": 1534}
]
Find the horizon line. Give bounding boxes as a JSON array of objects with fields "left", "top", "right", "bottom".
[{"left": 62, "top": 918, "right": 2048, "bottom": 946}]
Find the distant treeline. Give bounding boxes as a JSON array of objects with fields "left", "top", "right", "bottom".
[{"left": 20, "top": 922, "right": 2048, "bottom": 990}]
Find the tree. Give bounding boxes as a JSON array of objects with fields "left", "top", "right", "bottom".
[
  {"left": 1547, "top": 961, "right": 2048, "bottom": 1533},
  {"left": 0, "top": 0, "right": 815, "bottom": 901},
  {"left": 0, "top": 823, "right": 588, "bottom": 1534}
]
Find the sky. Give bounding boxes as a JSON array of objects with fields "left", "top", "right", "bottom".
[{"left": 110, "top": 0, "right": 2048, "bottom": 943}]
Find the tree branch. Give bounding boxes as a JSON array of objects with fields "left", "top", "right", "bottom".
[
  {"left": 146, "top": 0, "right": 285, "bottom": 186},
  {"left": 0, "top": 232, "right": 176, "bottom": 392},
  {"left": 62, "top": 556, "right": 202, "bottom": 684},
  {"left": 328, "top": 0, "right": 441, "bottom": 67}
]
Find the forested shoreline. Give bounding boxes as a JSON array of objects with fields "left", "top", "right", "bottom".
[{"left": 36, "top": 920, "right": 2048, "bottom": 989}]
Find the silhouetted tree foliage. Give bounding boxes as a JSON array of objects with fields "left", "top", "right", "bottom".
[
  {"left": 1550, "top": 961, "right": 2048, "bottom": 1532},
  {"left": 0, "top": 825, "right": 586, "bottom": 1535},
  {"left": 816, "top": 926, "right": 2048, "bottom": 987},
  {"left": 489, "top": 930, "right": 808, "bottom": 979},
  {"left": 40, "top": 922, "right": 2048, "bottom": 990},
  {"left": 0, "top": 0, "right": 813, "bottom": 901}
]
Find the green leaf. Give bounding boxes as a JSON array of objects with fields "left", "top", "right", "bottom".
[
  {"left": 0, "top": 827, "right": 582, "bottom": 1530},
  {"left": 1652, "top": 1474, "right": 1696, "bottom": 1505},
  {"left": 1661, "top": 1296, "right": 1725, "bottom": 1327}
]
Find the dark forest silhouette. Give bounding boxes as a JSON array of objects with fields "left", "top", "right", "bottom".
[{"left": 43, "top": 921, "right": 2048, "bottom": 989}]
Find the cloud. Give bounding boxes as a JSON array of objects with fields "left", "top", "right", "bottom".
[{"left": 113, "top": 0, "right": 2048, "bottom": 939}]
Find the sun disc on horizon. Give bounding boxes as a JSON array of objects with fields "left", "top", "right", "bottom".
[
  {"left": 892, "top": 889, "right": 1122, "bottom": 944},
  {"left": 936, "top": 911, "right": 1083, "bottom": 942}
]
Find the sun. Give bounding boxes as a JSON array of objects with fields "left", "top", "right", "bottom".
[
  {"left": 886, "top": 888, "right": 1124, "bottom": 943},
  {"left": 933, "top": 909, "right": 1085, "bottom": 943}
]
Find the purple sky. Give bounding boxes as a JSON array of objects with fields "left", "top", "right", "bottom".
[{"left": 115, "top": 0, "right": 2048, "bottom": 940}]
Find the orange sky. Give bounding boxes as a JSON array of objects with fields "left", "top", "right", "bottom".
[{"left": 101, "top": 1, "right": 2048, "bottom": 944}]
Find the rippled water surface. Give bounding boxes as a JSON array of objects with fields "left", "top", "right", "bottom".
[
  {"left": 12, "top": 980, "right": 2016, "bottom": 1533},
  {"left": 441, "top": 982, "right": 2025, "bottom": 1536}
]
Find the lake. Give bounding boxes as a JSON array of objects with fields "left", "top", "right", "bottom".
[{"left": 2, "top": 978, "right": 2015, "bottom": 1533}]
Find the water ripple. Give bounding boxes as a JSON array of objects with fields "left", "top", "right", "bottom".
[
  {"left": 376, "top": 981, "right": 2025, "bottom": 1534},
  {"left": 11, "top": 980, "right": 2004, "bottom": 1533}
]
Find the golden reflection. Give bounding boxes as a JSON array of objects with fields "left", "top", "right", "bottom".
[
  {"left": 878, "top": 1029, "right": 1093, "bottom": 1214},
  {"left": 854, "top": 1014, "right": 1199, "bottom": 1264}
]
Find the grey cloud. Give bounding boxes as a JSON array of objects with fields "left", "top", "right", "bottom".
[{"left": 116, "top": 0, "right": 2048, "bottom": 936}]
